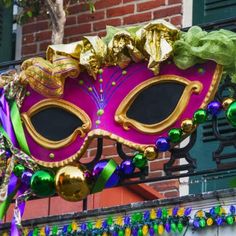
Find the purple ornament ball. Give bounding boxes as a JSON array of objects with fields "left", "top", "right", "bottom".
[
  {"left": 155, "top": 137, "right": 170, "bottom": 152},
  {"left": 21, "top": 171, "right": 33, "bottom": 186},
  {"left": 92, "top": 160, "right": 120, "bottom": 188},
  {"left": 207, "top": 100, "right": 222, "bottom": 116},
  {"left": 120, "top": 160, "right": 135, "bottom": 175}
]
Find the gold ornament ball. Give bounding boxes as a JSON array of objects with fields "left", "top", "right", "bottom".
[
  {"left": 181, "top": 119, "right": 195, "bottom": 133},
  {"left": 144, "top": 146, "right": 157, "bottom": 160},
  {"left": 222, "top": 98, "right": 234, "bottom": 110},
  {"left": 55, "top": 165, "right": 91, "bottom": 202}
]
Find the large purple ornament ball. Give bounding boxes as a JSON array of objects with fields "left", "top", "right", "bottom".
[
  {"left": 120, "top": 159, "right": 135, "bottom": 175},
  {"left": 207, "top": 100, "right": 222, "bottom": 116},
  {"left": 92, "top": 160, "right": 120, "bottom": 188}
]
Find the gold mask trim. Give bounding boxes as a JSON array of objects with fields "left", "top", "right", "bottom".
[
  {"left": 114, "top": 75, "right": 203, "bottom": 134},
  {"left": 30, "top": 129, "right": 147, "bottom": 168},
  {"left": 27, "top": 65, "right": 223, "bottom": 168},
  {"left": 21, "top": 99, "right": 92, "bottom": 149}
]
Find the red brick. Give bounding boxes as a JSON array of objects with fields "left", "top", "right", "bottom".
[
  {"left": 22, "top": 34, "right": 35, "bottom": 44},
  {"left": 67, "top": 35, "right": 84, "bottom": 43},
  {"left": 93, "top": 19, "right": 121, "bottom": 31},
  {"left": 123, "top": 0, "right": 134, "bottom": 3},
  {"left": 150, "top": 159, "right": 169, "bottom": 171},
  {"left": 23, "top": 198, "right": 49, "bottom": 220},
  {"left": 107, "top": 5, "right": 134, "bottom": 17},
  {"left": 77, "top": 11, "right": 105, "bottom": 24},
  {"left": 22, "top": 44, "right": 37, "bottom": 55},
  {"left": 154, "top": 5, "right": 182, "bottom": 19},
  {"left": 148, "top": 171, "right": 163, "bottom": 178},
  {"left": 36, "top": 30, "right": 51, "bottom": 41},
  {"left": 164, "top": 190, "right": 179, "bottom": 198},
  {"left": 137, "top": 0, "right": 165, "bottom": 12},
  {"left": 65, "top": 16, "right": 77, "bottom": 26},
  {"left": 123, "top": 12, "right": 152, "bottom": 25},
  {"left": 170, "top": 15, "right": 182, "bottom": 26},
  {"left": 168, "top": 0, "right": 182, "bottom": 4},
  {"left": 150, "top": 180, "right": 179, "bottom": 191},
  {"left": 65, "top": 23, "right": 91, "bottom": 36},
  {"left": 49, "top": 196, "right": 83, "bottom": 215},
  {"left": 22, "top": 21, "right": 49, "bottom": 34},
  {"left": 95, "top": 0, "right": 122, "bottom": 10},
  {"left": 68, "top": 3, "right": 90, "bottom": 14},
  {"left": 39, "top": 41, "right": 51, "bottom": 51}
]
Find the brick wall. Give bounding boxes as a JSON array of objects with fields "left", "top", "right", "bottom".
[
  {"left": 21, "top": 0, "right": 183, "bottom": 198},
  {"left": 22, "top": 0, "right": 183, "bottom": 57}
]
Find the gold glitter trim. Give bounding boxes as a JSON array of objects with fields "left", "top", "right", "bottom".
[
  {"left": 115, "top": 75, "right": 202, "bottom": 134},
  {"left": 21, "top": 99, "right": 91, "bottom": 150}
]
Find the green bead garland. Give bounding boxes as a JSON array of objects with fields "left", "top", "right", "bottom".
[{"left": 194, "top": 109, "right": 208, "bottom": 124}]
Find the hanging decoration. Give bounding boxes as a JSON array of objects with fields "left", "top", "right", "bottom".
[
  {"left": 1, "top": 19, "right": 236, "bottom": 235},
  {"left": 1, "top": 205, "right": 236, "bottom": 235}
]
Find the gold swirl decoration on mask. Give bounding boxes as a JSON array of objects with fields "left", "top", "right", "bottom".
[{"left": 17, "top": 20, "right": 179, "bottom": 97}]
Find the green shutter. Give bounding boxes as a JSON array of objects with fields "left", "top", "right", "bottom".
[
  {"left": 0, "top": 6, "right": 13, "bottom": 63},
  {"left": 189, "top": 116, "right": 236, "bottom": 194},
  {"left": 193, "top": 0, "right": 236, "bottom": 25},
  {"left": 190, "top": 0, "right": 236, "bottom": 194}
]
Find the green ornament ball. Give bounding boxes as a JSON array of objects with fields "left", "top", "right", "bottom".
[
  {"left": 30, "top": 170, "right": 55, "bottom": 197},
  {"left": 52, "top": 226, "right": 58, "bottom": 236},
  {"left": 118, "top": 230, "right": 124, "bottom": 236},
  {"left": 194, "top": 109, "right": 208, "bottom": 124},
  {"left": 171, "top": 222, "right": 177, "bottom": 232},
  {"left": 88, "top": 222, "right": 93, "bottom": 230},
  {"left": 162, "top": 208, "right": 168, "bottom": 218},
  {"left": 138, "top": 229, "right": 143, "bottom": 236},
  {"left": 199, "top": 218, "right": 206, "bottom": 228},
  {"left": 226, "top": 215, "right": 234, "bottom": 225},
  {"left": 132, "top": 153, "right": 147, "bottom": 169},
  {"left": 153, "top": 224, "right": 158, "bottom": 233},
  {"left": 33, "top": 228, "right": 39, "bottom": 236},
  {"left": 107, "top": 216, "right": 113, "bottom": 226},
  {"left": 13, "top": 164, "right": 25, "bottom": 177},
  {"left": 168, "top": 128, "right": 183, "bottom": 143},
  {"left": 177, "top": 222, "right": 184, "bottom": 233},
  {"left": 226, "top": 101, "right": 236, "bottom": 127}
]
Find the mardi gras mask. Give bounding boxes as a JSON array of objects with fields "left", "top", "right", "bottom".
[{"left": 19, "top": 58, "right": 222, "bottom": 167}]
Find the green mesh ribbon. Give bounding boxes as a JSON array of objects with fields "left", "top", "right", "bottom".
[{"left": 173, "top": 26, "right": 236, "bottom": 82}]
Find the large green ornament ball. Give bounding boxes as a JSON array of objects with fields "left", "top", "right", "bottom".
[
  {"left": 30, "top": 170, "right": 55, "bottom": 197},
  {"left": 132, "top": 153, "right": 147, "bottom": 169},
  {"left": 168, "top": 128, "right": 182, "bottom": 143},
  {"left": 194, "top": 109, "right": 208, "bottom": 124},
  {"left": 13, "top": 164, "right": 25, "bottom": 177},
  {"left": 226, "top": 101, "right": 236, "bottom": 127}
]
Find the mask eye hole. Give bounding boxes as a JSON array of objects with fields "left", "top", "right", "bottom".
[
  {"left": 126, "top": 82, "right": 185, "bottom": 125},
  {"left": 115, "top": 75, "right": 202, "bottom": 134},
  {"left": 31, "top": 107, "right": 84, "bottom": 141},
  {"left": 22, "top": 99, "right": 91, "bottom": 149}
]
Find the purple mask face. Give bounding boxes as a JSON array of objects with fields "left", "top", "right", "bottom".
[{"left": 20, "top": 60, "right": 222, "bottom": 166}]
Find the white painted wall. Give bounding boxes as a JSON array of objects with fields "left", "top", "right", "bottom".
[{"left": 182, "top": 0, "right": 193, "bottom": 27}]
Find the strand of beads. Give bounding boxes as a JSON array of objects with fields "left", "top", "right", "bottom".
[{"left": 144, "top": 98, "right": 235, "bottom": 161}]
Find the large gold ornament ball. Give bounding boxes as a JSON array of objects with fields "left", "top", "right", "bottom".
[
  {"left": 144, "top": 146, "right": 157, "bottom": 161},
  {"left": 222, "top": 98, "right": 234, "bottom": 110},
  {"left": 55, "top": 165, "right": 91, "bottom": 202},
  {"left": 181, "top": 119, "right": 195, "bottom": 133}
]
